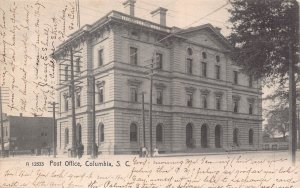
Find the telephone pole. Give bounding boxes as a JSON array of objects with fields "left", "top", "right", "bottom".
[
  {"left": 147, "top": 54, "right": 158, "bottom": 157},
  {"left": 142, "top": 92, "right": 146, "bottom": 147},
  {"left": 91, "top": 76, "right": 96, "bottom": 158},
  {"left": 48, "top": 102, "right": 58, "bottom": 158},
  {"left": 70, "top": 48, "right": 77, "bottom": 157}
]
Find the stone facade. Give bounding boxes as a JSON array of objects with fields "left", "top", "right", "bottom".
[{"left": 54, "top": 10, "right": 263, "bottom": 155}]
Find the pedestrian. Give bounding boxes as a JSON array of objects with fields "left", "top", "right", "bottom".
[
  {"left": 142, "top": 147, "right": 147, "bottom": 157},
  {"left": 94, "top": 143, "right": 98, "bottom": 158},
  {"left": 153, "top": 147, "right": 159, "bottom": 157},
  {"left": 77, "top": 142, "right": 84, "bottom": 159},
  {"left": 145, "top": 147, "right": 149, "bottom": 158}
]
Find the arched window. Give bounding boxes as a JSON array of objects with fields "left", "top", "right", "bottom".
[
  {"left": 130, "top": 123, "right": 137, "bottom": 142},
  {"left": 186, "top": 123, "right": 193, "bottom": 148},
  {"left": 65, "top": 128, "right": 69, "bottom": 146},
  {"left": 233, "top": 128, "right": 239, "bottom": 146},
  {"left": 76, "top": 123, "right": 82, "bottom": 144},
  {"left": 249, "top": 129, "right": 254, "bottom": 145},
  {"left": 201, "top": 124, "right": 208, "bottom": 148},
  {"left": 98, "top": 123, "right": 104, "bottom": 145},
  {"left": 187, "top": 48, "right": 193, "bottom": 56},
  {"left": 156, "top": 124, "right": 163, "bottom": 142},
  {"left": 215, "top": 125, "right": 221, "bottom": 148},
  {"left": 202, "top": 52, "right": 207, "bottom": 59},
  {"left": 216, "top": 55, "right": 220, "bottom": 62}
]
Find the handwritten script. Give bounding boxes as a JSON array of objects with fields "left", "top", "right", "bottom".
[
  {"left": 0, "top": 0, "right": 75, "bottom": 116},
  {"left": 1, "top": 154, "right": 299, "bottom": 188}
]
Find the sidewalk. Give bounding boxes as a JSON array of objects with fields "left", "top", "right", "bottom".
[{"left": 1, "top": 149, "right": 297, "bottom": 160}]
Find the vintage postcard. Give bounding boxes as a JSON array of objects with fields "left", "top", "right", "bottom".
[{"left": 0, "top": 0, "right": 299, "bottom": 187}]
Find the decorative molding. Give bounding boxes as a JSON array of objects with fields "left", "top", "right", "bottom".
[
  {"left": 214, "top": 91, "right": 223, "bottom": 97},
  {"left": 232, "top": 95, "right": 241, "bottom": 101},
  {"left": 154, "top": 83, "right": 166, "bottom": 89},
  {"left": 63, "top": 92, "right": 69, "bottom": 99},
  {"left": 185, "top": 86, "right": 196, "bottom": 93},
  {"left": 75, "top": 86, "right": 82, "bottom": 93},
  {"left": 247, "top": 97, "right": 255, "bottom": 103},
  {"left": 127, "top": 79, "right": 142, "bottom": 86},
  {"left": 200, "top": 89, "right": 210, "bottom": 95},
  {"left": 96, "top": 80, "right": 105, "bottom": 88}
]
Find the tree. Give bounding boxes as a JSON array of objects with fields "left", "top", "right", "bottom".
[
  {"left": 228, "top": 0, "right": 299, "bottom": 163},
  {"left": 228, "top": 0, "right": 298, "bottom": 85},
  {"left": 265, "top": 106, "right": 289, "bottom": 140}
]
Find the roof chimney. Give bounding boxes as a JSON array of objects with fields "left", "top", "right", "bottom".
[
  {"left": 123, "top": 0, "right": 136, "bottom": 17},
  {"left": 151, "top": 7, "right": 168, "bottom": 26}
]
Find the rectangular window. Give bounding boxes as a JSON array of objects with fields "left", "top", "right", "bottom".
[
  {"left": 249, "top": 75, "right": 253, "bottom": 88},
  {"left": 157, "top": 90, "right": 163, "bottom": 105},
  {"left": 187, "top": 93, "right": 193, "bottom": 107},
  {"left": 233, "top": 71, "right": 238, "bottom": 84},
  {"left": 76, "top": 58, "right": 80, "bottom": 73},
  {"left": 202, "top": 95, "right": 208, "bottom": 109},
  {"left": 216, "top": 96, "right": 221, "bottom": 110},
  {"left": 64, "top": 98, "right": 68, "bottom": 112},
  {"left": 5, "top": 127, "right": 8, "bottom": 137},
  {"left": 98, "top": 49, "right": 103, "bottom": 67},
  {"left": 156, "top": 53, "right": 163, "bottom": 70},
  {"left": 98, "top": 87, "right": 104, "bottom": 103},
  {"left": 187, "top": 59, "right": 193, "bottom": 74},
  {"left": 215, "top": 65, "right": 220, "bottom": 80},
  {"left": 130, "top": 47, "right": 138, "bottom": 65},
  {"left": 202, "top": 62, "right": 207, "bottom": 77},
  {"left": 249, "top": 103, "right": 253, "bottom": 114},
  {"left": 64, "top": 66, "right": 69, "bottom": 81},
  {"left": 130, "top": 87, "right": 138, "bottom": 102},
  {"left": 233, "top": 101, "right": 238, "bottom": 113}
]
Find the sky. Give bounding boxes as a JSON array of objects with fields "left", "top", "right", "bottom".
[{"left": 0, "top": 0, "right": 273, "bottom": 119}]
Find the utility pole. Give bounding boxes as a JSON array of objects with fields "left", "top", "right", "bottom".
[
  {"left": 48, "top": 102, "right": 58, "bottom": 158},
  {"left": 148, "top": 54, "right": 158, "bottom": 158},
  {"left": 288, "top": 2, "right": 299, "bottom": 165},
  {"left": 70, "top": 48, "right": 77, "bottom": 158},
  {"left": 149, "top": 65, "right": 153, "bottom": 157},
  {"left": 298, "top": 104, "right": 300, "bottom": 150},
  {"left": 289, "top": 41, "right": 297, "bottom": 165},
  {"left": 91, "top": 76, "right": 96, "bottom": 158},
  {"left": 142, "top": 92, "right": 146, "bottom": 148}
]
